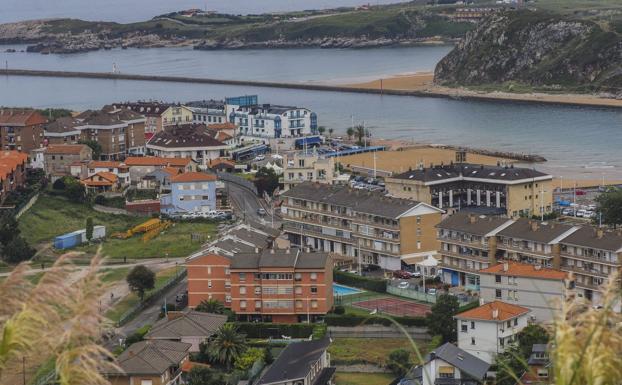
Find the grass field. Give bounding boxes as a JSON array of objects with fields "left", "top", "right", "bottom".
[
  {"left": 105, "top": 266, "right": 182, "bottom": 322},
  {"left": 18, "top": 194, "right": 217, "bottom": 260},
  {"left": 100, "top": 267, "right": 131, "bottom": 283},
  {"left": 335, "top": 372, "right": 395, "bottom": 385},
  {"left": 329, "top": 338, "right": 428, "bottom": 367}
]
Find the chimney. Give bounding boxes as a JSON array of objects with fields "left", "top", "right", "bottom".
[
  {"left": 254, "top": 247, "right": 259, "bottom": 253},
  {"left": 469, "top": 214, "right": 476, "bottom": 224},
  {"left": 530, "top": 221, "right": 539, "bottom": 232},
  {"left": 597, "top": 228, "right": 604, "bottom": 239},
  {"left": 479, "top": 297, "right": 485, "bottom": 306},
  {"left": 492, "top": 308, "right": 499, "bottom": 319},
  {"left": 503, "top": 262, "right": 509, "bottom": 272}
]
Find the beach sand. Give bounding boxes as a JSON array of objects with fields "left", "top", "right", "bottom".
[{"left": 342, "top": 73, "right": 622, "bottom": 109}]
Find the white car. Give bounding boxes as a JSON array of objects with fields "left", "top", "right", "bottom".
[
  {"left": 398, "top": 281, "right": 410, "bottom": 289},
  {"left": 576, "top": 209, "right": 587, "bottom": 217},
  {"left": 428, "top": 288, "right": 437, "bottom": 295},
  {"left": 254, "top": 155, "right": 266, "bottom": 161}
]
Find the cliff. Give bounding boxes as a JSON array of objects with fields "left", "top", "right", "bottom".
[{"left": 434, "top": 10, "right": 622, "bottom": 93}]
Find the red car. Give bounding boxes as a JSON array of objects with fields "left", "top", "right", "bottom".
[{"left": 392, "top": 270, "right": 412, "bottom": 279}]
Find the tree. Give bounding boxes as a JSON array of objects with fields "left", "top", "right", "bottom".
[
  {"left": 346, "top": 127, "right": 354, "bottom": 140},
  {"left": 85, "top": 217, "right": 94, "bottom": 241},
  {"left": 354, "top": 124, "right": 368, "bottom": 146},
  {"left": 517, "top": 324, "right": 549, "bottom": 357},
  {"left": 317, "top": 126, "right": 326, "bottom": 136},
  {"left": 3, "top": 236, "right": 36, "bottom": 264},
  {"left": 596, "top": 188, "right": 622, "bottom": 228},
  {"left": 78, "top": 139, "right": 102, "bottom": 160},
  {"left": 63, "top": 177, "right": 86, "bottom": 202},
  {"left": 495, "top": 324, "right": 549, "bottom": 385},
  {"left": 126, "top": 265, "right": 155, "bottom": 301},
  {"left": 254, "top": 167, "right": 279, "bottom": 197},
  {"left": 426, "top": 294, "right": 459, "bottom": 343},
  {"left": 264, "top": 345, "right": 274, "bottom": 364},
  {"left": 386, "top": 348, "right": 412, "bottom": 377},
  {"left": 235, "top": 347, "right": 264, "bottom": 371},
  {"left": 208, "top": 324, "right": 247, "bottom": 370},
  {"left": 195, "top": 299, "right": 226, "bottom": 314},
  {"left": 328, "top": 128, "right": 334, "bottom": 138},
  {"left": 0, "top": 213, "right": 20, "bottom": 246},
  {"left": 52, "top": 177, "right": 66, "bottom": 190},
  {"left": 187, "top": 366, "right": 226, "bottom": 385}
]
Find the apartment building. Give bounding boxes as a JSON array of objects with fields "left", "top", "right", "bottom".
[
  {"left": 437, "top": 212, "right": 514, "bottom": 290},
  {"left": 160, "top": 172, "right": 217, "bottom": 216},
  {"left": 281, "top": 182, "right": 444, "bottom": 271},
  {"left": 186, "top": 248, "right": 333, "bottom": 323},
  {"left": 75, "top": 108, "right": 146, "bottom": 160},
  {"left": 43, "top": 144, "right": 93, "bottom": 178},
  {"left": 385, "top": 162, "right": 553, "bottom": 217},
  {"left": 558, "top": 226, "right": 622, "bottom": 304},
  {"left": 162, "top": 105, "right": 194, "bottom": 127},
  {"left": 44, "top": 116, "right": 82, "bottom": 145},
  {"left": 455, "top": 300, "right": 531, "bottom": 364},
  {"left": 225, "top": 95, "right": 317, "bottom": 138},
  {"left": 438, "top": 213, "right": 621, "bottom": 307},
  {"left": 479, "top": 262, "right": 569, "bottom": 322},
  {"left": 186, "top": 100, "right": 227, "bottom": 125},
  {"left": 106, "top": 101, "right": 172, "bottom": 135},
  {"left": 0, "top": 151, "right": 28, "bottom": 203},
  {"left": 146, "top": 124, "right": 230, "bottom": 167},
  {"left": 0, "top": 108, "right": 46, "bottom": 153},
  {"left": 281, "top": 152, "right": 337, "bottom": 191}
]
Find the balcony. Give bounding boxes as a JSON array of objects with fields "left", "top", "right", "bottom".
[
  {"left": 560, "top": 264, "right": 611, "bottom": 278},
  {"left": 439, "top": 260, "right": 481, "bottom": 273},
  {"left": 440, "top": 249, "right": 490, "bottom": 262},
  {"left": 438, "top": 236, "right": 488, "bottom": 249},
  {"left": 560, "top": 251, "right": 619, "bottom": 265}
]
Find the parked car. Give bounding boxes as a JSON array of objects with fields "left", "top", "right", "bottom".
[
  {"left": 427, "top": 288, "right": 437, "bottom": 295},
  {"left": 411, "top": 271, "right": 422, "bottom": 278},
  {"left": 398, "top": 281, "right": 410, "bottom": 289},
  {"left": 562, "top": 208, "right": 574, "bottom": 216},
  {"left": 254, "top": 155, "right": 266, "bottom": 161},
  {"left": 257, "top": 208, "right": 267, "bottom": 216},
  {"left": 393, "top": 270, "right": 411, "bottom": 279},
  {"left": 576, "top": 209, "right": 587, "bottom": 217}
]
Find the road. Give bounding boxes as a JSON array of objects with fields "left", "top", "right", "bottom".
[{"left": 226, "top": 181, "right": 281, "bottom": 229}]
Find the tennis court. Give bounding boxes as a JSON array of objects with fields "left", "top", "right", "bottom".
[{"left": 353, "top": 297, "right": 431, "bottom": 317}]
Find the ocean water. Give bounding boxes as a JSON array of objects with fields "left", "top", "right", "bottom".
[
  {"left": 0, "top": 0, "right": 409, "bottom": 23},
  {"left": 0, "top": 45, "right": 621, "bottom": 180}
]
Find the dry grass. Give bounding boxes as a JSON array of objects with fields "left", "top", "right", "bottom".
[{"left": 0, "top": 249, "right": 117, "bottom": 385}]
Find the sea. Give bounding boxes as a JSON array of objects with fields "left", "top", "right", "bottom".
[{"left": 0, "top": 1, "right": 621, "bottom": 180}]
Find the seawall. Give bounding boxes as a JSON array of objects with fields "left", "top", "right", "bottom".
[{"left": 2, "top": 68, "right": 621, "bottom": 109}]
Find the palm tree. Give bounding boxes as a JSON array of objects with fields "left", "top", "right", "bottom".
[
  {"left": 195, "top": 299, "right": 226, "bottom": 314},
  {"left": 0, "top": 249, "right": 116, "bottom": 385},
  {"left": 346, "top": 127, "right": 354, "bottom": 141},
  {"left": 355, "top": 124, "right": 366, "bottom": 146},
  {"left": 328, "top": 128, "right": 334, "bottom": 138},
  {"left": 209, "top": 324, "right": 247, "bottom": 370}
]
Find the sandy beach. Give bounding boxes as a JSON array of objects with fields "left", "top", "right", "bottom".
[{"left": 342, "top": 73, "right": 622, "bottom": 109}]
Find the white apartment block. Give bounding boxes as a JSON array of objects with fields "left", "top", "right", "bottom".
[{"left": 281, "top": 152, "right": 337, "bottom": 191}]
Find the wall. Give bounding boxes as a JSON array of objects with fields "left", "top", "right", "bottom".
[
  {"left": 385, "top": 178, "right": 431, "bottom": 203},
  {"left": 186, "top": 254, "right": 231, "bottom": 307},
  {"left": 399, "top": 210, "right": 442, "bottom": 256}
]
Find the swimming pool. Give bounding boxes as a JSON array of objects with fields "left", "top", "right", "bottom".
[{"left": 333, "top": 284, "right": 363, "bottom": 296}]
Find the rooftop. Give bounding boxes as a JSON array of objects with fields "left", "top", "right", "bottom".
[
  {"left": 124, "top": 156, "right": 193, "bottom": 167},
  {"left": 391, "top": 163, "right": 551, "bottom": 185},
  {"left": 0, "top": 151, "right": 28, "bottom": 179},
  {"left": 437, "top": 211, "right": 512, "bottom": 236},
  {"left": 106, "top": 101, "right": 172, "bottom": 116},
  {"left": 283, "top": 182, "right": 440, "bottom": 219},
  {"left": 256, "top": 338, "right": 331, "bottom": 385},
  {"left": 44, "top": 116, "right": 81, "bottom": 133},
  {"left": 111, "top": 340, "right": 191, "bottom": 376},
  {"left": 231, "top": 248, "right": 329, "bottom": 270},
  {"left": 147, "top": 124, "right": 227, "bottom": 149},
  {"left": 45, "top": 144, "right": 90, "bottom": 155},
  {"left": 560, "top": 226, "right": 622, "bottom": 252},
  {"left": 455, "top": 300, "right": 530, "bottom": 322},
  {"left": 498, "top": 218, "right": 576, "bottom": 244},
  {"left": 170, "top": 171, "right": 217, "bottom": 183},
  {"left": 423, "top": 343, "right": 490, "bottom": 381},
  {"left": 0, "top": 108, "right": 45, "bottom": 126},
  {"left": 145, "top": 310, "right": 227, "bottom": 340},
  {"left": 480, "top": 261, "right": 568, "bottom": 281}
]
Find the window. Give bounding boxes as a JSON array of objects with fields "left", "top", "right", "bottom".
[
  {"left": 461, "top": 324, "right": 468, "bottom": 333},
  {"left": 225, "top": 268, "right": 230, "bottom": 275},
  {"left": 514, "top": 318, "right": 518, "bottom": 326},
  {"left": 207, "top": 266, "right": 211, "bottom": 275},
  {"left": 255, "top": 300, "right": 261, "bottom": 308},
  {"left": 499, "top": 337, "right": 505, "bottom": 347},
  {"left": 240, "top": 286, "right": 247, "bottom": 295},
  {"left": 296, "top": 301, "right": 303, "bottom": 308},
  {"left": 225, "top": 295, "right": 231, "bottom": 303},
  {"left": 208, "top": 280, "right": 212, "bottom": 288},
  {"left": 294, "top": 272, "right": 302, "bottom": 281},
  {"left": 470, "top": 321, "right": 475, "bottom": 329},
  {"left": 295, "top": 286, "right": 302, "bottom": 294},
  {"left": 310, "top": 272, "right": 317, "bottom": 281},
  {"left": 471, "top": 337, "right": 476, "bottom": 345},
  {"left": 311, "top": 287, "right": 318, "bottom": 294},
  {"left": 141, "top": 380, "right": 153, "bottom": 385},
  {"left": 239, "top": 272, "right": 246, "bottom": 282},
  {"left": 254, "top": 286, "right": 261, "bottom": 295},
  {"left": 495, "top": 289, "right": 502, "bottom": 299},
  {"left": 495, "top": 275, "right": 501, "bottom": 283},
  {"left": 506, "top": 320, "right": 512, "bottom": 328},
  {"left": 311, "top": 300, "right": 318, "bottom": 308},
  {"left": 240, "top": 300, "right": 247, "bottom": 308},
  {"left": 416, "top": 216, "right": 421, "bottom": 224}
]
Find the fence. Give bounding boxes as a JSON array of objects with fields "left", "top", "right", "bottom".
[
  {"left": 328, "top": 325, "right": 429, "bottom": 340},
  {"left": 218, "top": 171, "right": 258, "bottom": 194},
  {"left": 15, "top": 192, "right": 39, "bottom": 219},
  {"left": 116, "top": 270, "right": 187, "bottom": 327},
  {"left": 387, "top": 286, "right": 437, "bottom": 304}
]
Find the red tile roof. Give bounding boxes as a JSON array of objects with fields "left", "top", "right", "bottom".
[
  {"left": 45, "top": 144, "right": 90, "bottom": 155},
  {"left": 170, "top": 171, "right": 217, "bottom": 183},
  {"left": 0, "top": 151, "right": 28, "bottom": 179},
  {"left": 88, "top": 161, "right": 123, "bottom": 169},
  {"left": 456, "top": 301, "right": 530, "bottom": 322},
  {"left": 124, "top": 156, "right": 193, "bottom": 167},
  {"left": 479, "top": 262, "right": 567, "bottom": 281},
  {"left": 0, "top": 109, "right": 46, "bottom": 126},
  {"left": 208, "top": 122, "right": 237, "bottom": 130},
  {"left": 81, "top": 171, "right": 118, "bottom": 186}
]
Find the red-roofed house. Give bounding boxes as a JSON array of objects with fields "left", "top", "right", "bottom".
[
  {"left": 0, "top": 151, "right": 28, "bottom": 202},
  {"left": 455, "top": 300, "right": 531, "bottom": 364},
  {"left": 160, "top": 172, "right": 217, "bottom": 216},
  {"left": 87, "top": 161, "right": 130, "bottom": 185},
  {"left": 124, "top": 156, "right": 196, "bottom": 184},
  {"left": 0, "top": 109, "right": 46, "bottom": 153},
  {"left": 478, "top": 261, "right": 570, "bottom": 322},
  {"left": 80, "top": 171, "right": 119, "bottom": 192}
]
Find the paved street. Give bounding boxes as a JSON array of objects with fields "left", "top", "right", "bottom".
[{"left": 226, "top": 181, "right": 281, "bottom": 229}]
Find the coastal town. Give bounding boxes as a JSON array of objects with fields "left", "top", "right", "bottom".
[{"left": 1, "top": 1, "right": 622, "bottom": 385}]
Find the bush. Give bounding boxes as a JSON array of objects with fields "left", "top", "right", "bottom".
[
  {"left": 387, "top": 348, "right": 412, "bottom": 377},
  {"left": 333, "top": 305, "right": 345, "bottom": 315},
  {"left": 324, "top": 313, "right": 427, "bottom": 327},
  {"left": 334, "top": 270, "right": 387, "bottom": 293},
  {"left": 235, "top": 323, "right": 315, "bottom": 339},
  {"left": 52, "top": 178, "right": 66, "bottom": 190},
  {"left": 125, "top": 324, "right": 152, "bottom": 345}
]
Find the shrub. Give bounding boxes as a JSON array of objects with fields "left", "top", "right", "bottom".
[
  {"left": 333, "top": 305, "right": 345, "bottom": 315},
  {"left": 52, "top": 178, "right": 66, "bottom": 190},
  {"left": 125, "top": 324, "right": 152, "bottom": 345},
  {"left": 324, "top": 313, "right": 427, "bottom": 327},
  {"left": 333, "top": 270, "right": 387, "bottom": 293},
  {"left": 235, "top": 323, "right": 315, "bottom": 339},
  {"left": 387, "top": 348, "right": 412, "bottom": 377}
]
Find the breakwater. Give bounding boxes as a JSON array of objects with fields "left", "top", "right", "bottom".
[{"left": 2, "top": 68, "right": 621, "bottom": 109}]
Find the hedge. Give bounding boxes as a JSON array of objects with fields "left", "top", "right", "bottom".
[
  {"left": 333, "top": 270, "right": 387, "bottom": 293},
  {"left": 324, "top": 313, "right": 427, "bottom": 327},
  {"left": 236, "top": 323, "right": 315, "bottom": 339},
  {"left": 457, "top": 300, "right": 480, "bottom": 314}
]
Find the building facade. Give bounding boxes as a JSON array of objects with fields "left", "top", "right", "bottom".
[
  {"left": 44, "top": 117, "right": 82, "bottom": 145},
  {"left": 281, "top": 182, "right": 444, "bottom": 271},
  {"left": 0, "top": 109, "right": 46, "bottom": 153},
  {"left": 162, "top": 105, "right": 194, "bottom": 127},
  {"left": 0, "top": 151, "right": 28, "bottom": 202},
  {"left": 385, "top": 163, "right": 553, "bottom": 218},
  {"left": 124, "top": 156, "right": 196, "bottom": 184},
  {"left": 186, "top": 248, "right": 333, "bottom": 323},
  {"left": 160, "top": 172, "right": 217, "bottom": 216},
  {"left": 281, "top": 152, "right": 337, "bottom": 191},
  {"left": 479, "top": 262, "right": 569, "bottom": 322},
  {"left": 43, "top": 144, "right": 93, "bottom": 178},
  {"left": 455, "top": 300, "right": 531, "bottom": 364},
  {"left": 106, "top": 101, "right": 172, "bottom": 135}
]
